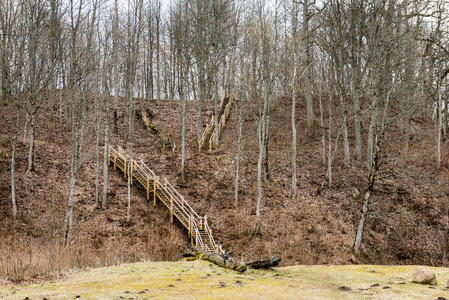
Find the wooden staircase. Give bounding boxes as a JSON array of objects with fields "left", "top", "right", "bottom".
[
  {"left": 199, "top": 90, "right": 234, "bottom": 152},
  {"left": 108, "top": 145, "right": 224, "bottom": 255}
]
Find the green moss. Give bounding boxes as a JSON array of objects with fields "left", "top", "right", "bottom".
[{"left": 1, "top": 262, "right": 448, "bottom": 299}]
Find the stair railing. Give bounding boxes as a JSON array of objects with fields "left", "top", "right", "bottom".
[{"left": 108, "top": 145, "right": 224, "bottom": 254}]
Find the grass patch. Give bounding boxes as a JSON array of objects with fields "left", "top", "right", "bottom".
[{"left": 1, "top": 261, "right": 449, "bottom": 299}]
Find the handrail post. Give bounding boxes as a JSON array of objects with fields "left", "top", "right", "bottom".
[
  {"left": 114, "top": 151, "right": 117, "bottom": 170},
  {"left": 188, "top": 216, "right": 190, "bottom": 238},
  {"left": 153, "top": 179, "right": 157, "bottom": 207},
  {"left": 130, "top": 160, "right": 133, "bottom": 184},
  {"left": 146, "top": 177, "right": 150, "bottom": 200},
  {"left": 124, "top": 158, "right": 127, "bottom": 179},
  {"left": 170, "top": 196, "right": 173, "bottom": 223}
]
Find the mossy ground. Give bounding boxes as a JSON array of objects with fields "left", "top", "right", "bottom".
[{"left": 1, "top": 261, "right": 449, "bottom": 299}]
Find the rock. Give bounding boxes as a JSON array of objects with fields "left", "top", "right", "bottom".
[
  {"left": 412, "top": 266, "right": 437, "bottom": 285},
  {"left": 446, "top": 278, "right": 449, "bottom": 288}
]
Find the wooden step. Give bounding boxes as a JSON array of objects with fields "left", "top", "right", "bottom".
[{"left": 108, "top": 145, "right": 224, "bottom": 255}]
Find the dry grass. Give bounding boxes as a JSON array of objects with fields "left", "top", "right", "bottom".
[
  {"left": 1, "top": 260, "right": 449, "bottom": 299},
  {"left": 0, "top": 234, "right": 180, "bottom": 284}
]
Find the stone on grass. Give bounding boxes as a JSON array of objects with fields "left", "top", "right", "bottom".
[
  {"left": 446, "top": 278, "right": 449, "bottom": 288},
  {"left": 412, "top": 266, "right": 437, "bottom": 285}
]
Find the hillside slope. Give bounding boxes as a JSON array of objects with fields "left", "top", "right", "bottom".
[{"left": 0, "top": 93, "right": 448, "bottom": 281}]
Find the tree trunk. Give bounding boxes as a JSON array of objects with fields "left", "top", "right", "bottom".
[
  {"left": 11, "top": 84, "right": 22, "bottom": 220},
  {"left": 127, "top": 101, "right": 134, "bottom": 222},
  {"left": 197, "top": 65, "right": 204, "bottom": 144},
  {"left": 354, "top": 88, "right": 391, "bottom": 255},
  {"left": 156, "top": 0, "right": 161, "bottom": 104},
  {"left": 367, "top": 96, "right": 379, "bottom": 167},
  {"left": 214, "top": 83, "right": 219, "bottom": 149},
  {"left": 26, "top": 100, "right": 36, "bottom": 173},
  {"left": 340, "top": 92, "right": 350, "bottom": 168},
  {"left": 354, "top": 182, "right": 372, "bottom": 255},
  {"left": 437, "top": 76, "right": 442, "bottom": 169},
  {"left": 327, "top": 83, "right": 333, "bottom": 188},
  {"left": 63, "top": 92, "right": 87, "bottom": 245},
  {"left": 234, "top": 100, "right": 243, "bottom": 207},
  {"left": 181, "top": 86, "right": 187, "bottom": 181},
  {"left": 352, "top": 70, "right": 362, "bottom": 161},
  {"left": 102, "top": 91, "right": 110, "bottom": 209},
  {"left": 255, "top": 117, "right": 264, "bottom": 234},
  {"left": 95, "top": 91, "right": 102, "bottom": 203},
  {"left": 302, "top": 0, "right": 314, "bottom": 127},
  {"left": 263, "top": 99, "right": 271, "bottom": 181},
  {"left": 184, "top": 249, "right": 247, "bottom": 272},
  {"left": 291, "top": 53, "right": 297, "bottom": 200},
  {"left": 318, "top": 83, "right": 325, "bottom": 164},
  {"left": 247, "top": 256, "right": 281, "bottom": 269},
  {"left": 113, "top": 0, "right": 119, "bottom": 134}
]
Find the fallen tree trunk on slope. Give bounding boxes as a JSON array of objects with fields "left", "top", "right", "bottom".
[
  {"left": 246, "top": 256, "right": 282, "bottom": 269},
  {"left": 138, "top": 110, "right": 178, "bottom": 153},
  {"left": 183, "top": 249, "right": 247, "bottom": 273}
]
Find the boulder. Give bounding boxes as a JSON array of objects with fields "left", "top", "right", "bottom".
[{"left": 412, "top": 266, "right": 437, "bottom": 285}]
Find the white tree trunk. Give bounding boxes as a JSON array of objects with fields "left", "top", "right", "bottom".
[
  {"left": 319, "top": 83, "right": 325, "bottom": 164},
  {"left": 437, "top": 78, "right": 442, "bottom": 169},
  {"left": 256, "top": 118, "right": 263, "bottom": 234},
  {"left": 327, "top": 88, "right": 333, "bottom": 188},
  {"left": 95, "top": 92, "right": 102, "bottom": 203},
  {"left": 291, "top": 53, "right": 297, "bottom": 200},
  {"left": 302, "top": 0, "right": 314, "bottom": 127},
  {"left": 340, "top": 93, "right": 350, "bottom": 168},
  {"left": 367, "top": 96, "right": 379, "bottom": 167},
  {"left": 234, "top": 99, "right": 243, "bottom": 207},
  {"left": 102, "top": 92, "right": 110, "bottom": 209},
  {"left": 26, "top": 101, "right": 36, "bottom": 173},
  {"left": 11, "top": 88, "right": 22, "bottom": 219}
]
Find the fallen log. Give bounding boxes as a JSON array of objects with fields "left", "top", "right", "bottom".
[
  {"left": 138, "top": 109, "right": 178, "bottom": 153},
  {"left": 246, "top": 256, "right": 281, "bottom": 269},
  {"left": 183, "top": 249, "right": 247, "bottom": 273}
]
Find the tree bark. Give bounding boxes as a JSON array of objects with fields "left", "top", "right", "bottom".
[
  {"left": 26, "top": 100, "right": 36, "bottom": 173},
  {"left": 156, "top": 0, "right": 161, "bottom": 104},
  {"left": 11, "top": 81, "right": 22, "bottom": 220},
  {"left": 291, "top": 52, "right": 297, "bottom": 200},
  {"left": 102, "top": 88, "right": 110, "bottom": 209},
  {"left": 181, "top": 79, "right": 187, "bottom": 181},
  {"left": 63, "top": 92, "right": 87, "bottom": 245},
  {"left": 234, "top": 98, "right": 243, "bottom": 207},
  {"left": 247, "top": 256, "right": 281, "bottom": 269},
  {"left": 302, "top": 0, "right": 314, "bottom": 127},
  {"left": 94, "top": 88, "right": 102, "bottom": 203},
  {"left": 184, "top": 249, "right": 247, "bottom": 273}
]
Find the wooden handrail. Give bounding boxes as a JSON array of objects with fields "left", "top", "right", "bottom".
[{"left": 108, "top": 145, "right": 223, "bottom": 254}]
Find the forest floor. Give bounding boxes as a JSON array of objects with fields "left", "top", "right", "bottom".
[
  {"left": 1, "top": 260, "right": 449, "bottom": 299},
  {"left": 0, "top": 92, "right": 449, "bottom": 283}
]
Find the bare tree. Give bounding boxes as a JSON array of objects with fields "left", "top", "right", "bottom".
[
  {"left": 300, "top": 0, "right": 314, "bottom": 128},
  {"left": 11, "top": 18, "right": 26, "bottom": 219},
  {"left": 23, "top": 0, "right": 54, "bottom": 173},
  {"left": 253, "top": 0, "right": 278, "bottom": 233},
  {"left": 63, "top": 0, "right": 99, "bottom": 244},
  {"left": 0, "top": 0, "right": 19, "bottom": 101}
]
